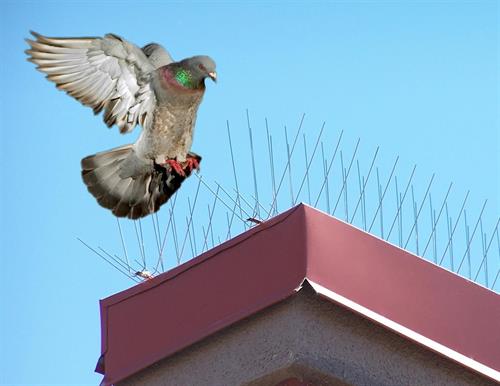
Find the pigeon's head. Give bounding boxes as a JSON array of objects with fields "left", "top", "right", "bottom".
[{"left": 181, "top": 55, "right": 217, "bottom": 84}]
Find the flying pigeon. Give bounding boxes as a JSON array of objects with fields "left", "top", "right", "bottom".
[{"left": 26, "top": 31, "right": 216, "bottom": 219}]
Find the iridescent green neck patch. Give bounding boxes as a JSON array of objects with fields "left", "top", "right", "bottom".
[{"left": 175, "top": 68, "right": 193, "bottom": 88}]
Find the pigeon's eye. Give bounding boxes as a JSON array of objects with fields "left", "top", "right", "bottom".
[{"left": 198, "top": 64, "right": 206, "bottom": 72}]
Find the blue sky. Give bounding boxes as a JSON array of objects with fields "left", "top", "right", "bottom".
[{"left": 1, "top": 1, "right": 498, "bottom": 385}]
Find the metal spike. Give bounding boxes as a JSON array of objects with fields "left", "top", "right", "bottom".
[
  {"left": 246, "top": 110, "right": 260, "bottom": 218},
  {"left": 213, "top": 180, "right": 252, "bottom": 221},
  {"left": 351, "top": 147, "right": 379, "bottom": 224},
  {"left": 454, "top": 199, "right": 487, "bottom": 272},
  {"left": 77, "top": 238, "right": 139, "bottom": 282},
  {"left": 377, "top": 168, "right": 384, "bottom": 238},
  {"left": 344, "top": 166, "right": 349, "bottom": 220},
  {"left": 493, "top": 268, "right": 500, "bottom": 291},
  {"left": 225, "top": 202, "right": 239, "bottom": 241},
  {"left": 313, "top": 130, "right": 343, "bottom": 208},
  {"left": 268, "top": 113, "right": 306, "bottom": 217},
  {"left": 266, "top": 120, "right": 278, "bottom": 215},
  {"left": 229, "top": 185, "right": 250, "bottom": 222},
  {"left": 445, "top": 204, "right": 453, "bottom": 270},
  {"left": 202, "top": 186, "right": 220, "bottom": 252},
  {"left": 324, "top": 165, "right": 332, "bottom": 213},
  {"left": 153, "top": 213, "right": 164, "bottom": 271},
  {"left": 428, "top": 194, "right": 434, "bottom": 248},
  {"left": 138, "top": 219, "right": 146, "bottom": 268},
  {"left": 82, "top": 115, "right": 499, "bottom": 290},
  {"left": 116, "top": 218, "right": 131, "bottom": 273},
  {"left": 421, "top": 183, "right": 453, "bottom": 257},
  {"left": 285, "top": 126, "right": 294, "bottom": 206},
  {"left": 154, "top": 213, "right": 162, "bottom": 252},
  {"left": 178, "top": 178, "right": 202, "bottom": 259},
  {"left": 170, "top": 205, "right": 180, "bottom": 264},
  {"left": 186, "top": 217, "right": 195, "bottom": 257},
  {"left": 234, "top": 188, "right": 266, "bottom": 219},
  {"left": 294, "top": 122, "right": 325, "bottom": 205},
  {"left": 403, "top": 173, "right": 434, "bottom": 250},
  {"left": 151, "top": 214, "right": 161, "bottom": 258},
  {"left": 398, "top": 192, "right": 403, "bottom": 247},
  {"left": 354, "top": 160, "right": 362, "bottom": 226},
  {"left": 464, "top": 211, "right": 471, "bottom": 278},
  {"left": 491, "top": 228, "right": 500, "bottom": 289},
  {"left": 133, "top": 220, "right": 146, "bottom": 269},
  {"left": 438, "top": 191, "right": 470, "bottom": 266},
  {"left": 239, "top": 188, "right": 271, "bottom": 219},
  {"left": 473, "top": 217, "right": 500, "bottom": 283},
  {"left": 305, "top": 136, "right": 313, "bottom": 204},
  {"left": 194, "top": 175, "right": 250, "bottom": 222},
  {"left": 225, "top": 212, "right": 232, "bottom": 240},
  {"left": 480, "top": 219, "right": 487, "bottom": 286},
  {"left": 98, "top": 247, "right": 138, "bottom": 275},
  {"left": 154, "top": 193, "right": 178, "bottom": 273},
  {"left": 368, "top": 156, "right": 399, "bottom": 233},
  {"left": 227, "top": 120, "right": 245, "bottom": 228},
  {"left": 201, "top": 226, "right": 207, "bottom": 253},
  {"left": 412, "top": 186, "right": 419, "bottom": 255},
  {"left": 432, "top": 208, "right": 437, "bottom": 263},
  {"left": 332, "top": 138, "right": 361, "bottom": 216},
  {"left": 342, "top": 156, "right": 348, "bottom": 221},
  {"left": 210, "top": 219, "right": 215, "bottom": 248},
  {"left": 323, "top": 145, "right": 331, "bottom": 214},
  {"left": 190, "top": 199, "right": 198, "bottom": 256},
  {"left": 393, "top": 176, "right": 400, "bottom": 245},
  {"left": 387, "top": 165, "right": 416, "bottom": 240},
  {"left": 363, "top": 176, "right": 368, "bottom": 231}
]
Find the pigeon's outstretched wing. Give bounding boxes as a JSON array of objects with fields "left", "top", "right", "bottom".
[
  {"left": 26, "top": 31, "right": 161, "bottom": 133},
  {"left": 142, "top": 43, "right": 173, "bottom": 70}
]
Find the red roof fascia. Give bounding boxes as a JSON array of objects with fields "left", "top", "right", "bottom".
[
  {"left": 302, "top": 206, "right": 500, "bottom": 380},
  {"left": 97, "top": 204, "right": 500, "bottom": 385},
  {"left": 98, "top": 205, "right": 308, "bottom": 385}
]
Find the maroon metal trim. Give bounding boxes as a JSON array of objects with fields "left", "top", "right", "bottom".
[
  {"left": 98, "top": 205, "right": 307, "bottom": 385},
  {"left": 97, "top": 204, "right": 500, "bottom": 385},
  {"left": 303, "top": 207, "right": 500, "bottom": 375}
]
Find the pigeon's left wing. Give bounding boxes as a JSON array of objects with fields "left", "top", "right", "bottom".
[
  {"left": 26, "top": 31, "right": 157, "bottom": 134},
  {"left": 142, "top": 43, "right": 173, "bottom": 70}
]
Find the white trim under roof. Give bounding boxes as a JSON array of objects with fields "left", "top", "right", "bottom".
[{"left": 307, "top": 280, "right": 500, "bottom": 383}]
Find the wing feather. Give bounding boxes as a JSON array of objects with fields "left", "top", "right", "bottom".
[{"left": 26, "top": 31, "right": 157, "bottom": 134}]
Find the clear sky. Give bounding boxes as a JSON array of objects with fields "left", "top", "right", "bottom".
[{"left": 1, "top": 1, "right": 498, "bottom": 385}]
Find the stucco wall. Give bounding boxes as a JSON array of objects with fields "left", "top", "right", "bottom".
[{"left": 118, "top": 285, "right": 496, "bottom": 386}]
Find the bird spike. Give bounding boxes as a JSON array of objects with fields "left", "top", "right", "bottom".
[{"left": 78, "top": 112, "right": 499, "bottom": 293}]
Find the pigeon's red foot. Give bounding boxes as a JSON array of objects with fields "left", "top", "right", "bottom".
[
  {"left": 164, "top": 159, "right": 186, "bottom": 177},
  {"left": 183, "top": 155, "right": 200, "bottom": 173}
]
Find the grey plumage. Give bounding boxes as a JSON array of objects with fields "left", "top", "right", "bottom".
[
  {"left": 81, "top": 146, "right": 200, "bottom": 219},
  {"left": 26, "top": 31, "right": 216, "bottom": 219}
]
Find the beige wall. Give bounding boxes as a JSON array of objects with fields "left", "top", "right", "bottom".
[{"left": 119, "top": 285, "right": 496, "bottom": 386}]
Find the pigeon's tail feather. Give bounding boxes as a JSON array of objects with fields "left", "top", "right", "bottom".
[{"left": 81, "top": 145, "right": 191, "bottom": 219}]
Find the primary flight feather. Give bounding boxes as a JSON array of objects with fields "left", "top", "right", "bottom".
[{"left": 26, "top": 31, "right": 216, "bottom": 219}]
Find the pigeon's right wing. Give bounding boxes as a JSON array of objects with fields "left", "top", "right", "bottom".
[
  {"left": 26, "top": 31, "right": 158, "bottom": 134},
  {"left": 142, "top": 43, "right": 174, "bottom": 69}
]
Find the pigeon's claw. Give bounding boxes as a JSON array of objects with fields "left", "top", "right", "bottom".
[
  {"left": 183, "top": 155, "right": 200, "bottom": 173},
  {"left": 164, "top": 159, "right": 186, "bottom": 177}
]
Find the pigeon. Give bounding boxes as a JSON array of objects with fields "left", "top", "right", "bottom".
[{"left": 25, "top": 31, "right": 216, "bottom": 219}]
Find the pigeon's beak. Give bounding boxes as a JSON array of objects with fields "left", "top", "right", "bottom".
[{"left": 208, "top": 71, "right": 217, "bottom": 83}]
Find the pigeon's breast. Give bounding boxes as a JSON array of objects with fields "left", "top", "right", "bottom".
[{"left": 135, "top": 92, "right": 204, "bottom": 163}]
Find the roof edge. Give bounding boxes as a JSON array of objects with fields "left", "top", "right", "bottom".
[
  {"left": 300, "top": 203, "right": 498, "bottom": 295},
  {"left": 100, "top": 204, "right": 305, "bottom": 308},
  {"left": 306, "top": 279, "right": 500, "bottom": 383},
  {"left": 97, "top": 204, "right": 310, "bottom": 384},
  {"left": 101, "top": 285, "right": 307, "bottom": 385}
]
